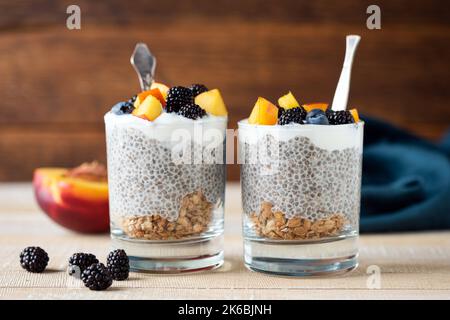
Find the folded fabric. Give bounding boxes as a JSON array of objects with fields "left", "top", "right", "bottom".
[{"left": 360, "top": 117, "right": 450, "bottom": 232}]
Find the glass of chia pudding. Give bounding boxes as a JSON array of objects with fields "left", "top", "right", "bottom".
[
  {"left": 105, "top": 83, "right": 228, "bottom": 272},
  {"left": 239, "top": 93, "right": 363, "bottom": 276}
]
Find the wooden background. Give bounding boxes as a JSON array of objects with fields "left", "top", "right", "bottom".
[{"left": 0, "top": 0, "right": 449, "bottom": 181}]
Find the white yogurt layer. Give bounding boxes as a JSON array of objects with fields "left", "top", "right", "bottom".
[
  {"left": 238, "top": 119, "right": 364, "bottom": 151},
  {"left": 104, "top": 111, "right": 228, "bottom": 144}
]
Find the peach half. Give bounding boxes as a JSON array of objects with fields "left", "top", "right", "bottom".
[{"left": 33, "top": 165, "right": 109, "bottom": 233}]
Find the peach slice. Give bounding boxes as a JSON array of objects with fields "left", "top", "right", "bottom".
[
  {"left": 349, "top": 108, "right": 360, "bottom": 122},
  {"left": 278, "top": 91, "right": 300, "bottom": 109},
  {"left": 134, "top": 88, "right": 166, "bottom": 108},
  {"left": 248, "top": 97, "right": 278, "bottom": 125},
  {"left": 33, "top": 163, "right": 109, "bottom": 233},
  {"left": 195, "top": 89, "right": 228, "bottom": 116},
  {"left": 303, "top": 103, "right": 329, "bottom": 113},
  {"left": 150, "top": 82, "right": 170, "bottom": 100},
  {"left": 132, "top": 94, "right": 163, "bottom": 121}
]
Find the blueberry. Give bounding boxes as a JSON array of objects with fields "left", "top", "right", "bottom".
[
  {"left": 111, "top": 101, "right": 134, "bottom": 115},
  {"left": 111, "top": 102, "right": 125, "bottom": 115},
  {"left": 305, "top": 109, "right": 329, "bottom": 125}
]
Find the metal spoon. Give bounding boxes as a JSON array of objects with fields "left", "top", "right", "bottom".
[
  {"left": 130, "top": 43, "right": 157, "bottom": 91},
  {"left": 331, "top": 35, "right": 361, "bottom": 111}
]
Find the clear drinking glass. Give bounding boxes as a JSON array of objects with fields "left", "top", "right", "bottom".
[
  {"left": 105, "top": 112, "right": 227, "bottom": 272},
  {"left": 239, "top": 121, "right": 364, "bottom": 276}
]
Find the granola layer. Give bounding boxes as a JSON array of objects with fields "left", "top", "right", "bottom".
[
  {"left": 121, "top": 190, "right": 213, "bottom": 240},
  {"left": 250, "top": 202, "right": 346, "bottom": 240}
]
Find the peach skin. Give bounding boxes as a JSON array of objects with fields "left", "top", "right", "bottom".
[{"left": 33, "top": 163, "right": 109, "bottom": 233}]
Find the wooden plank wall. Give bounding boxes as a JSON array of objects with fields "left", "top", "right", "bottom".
[{"left": 0, "top": 0, "right": 449, "bottom": 181}]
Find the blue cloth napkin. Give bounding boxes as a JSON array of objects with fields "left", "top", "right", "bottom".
[{"left": 360, "top": 117, "right": 450, "bottom": 232}]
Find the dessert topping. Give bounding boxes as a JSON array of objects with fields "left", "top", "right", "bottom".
[
  {"left": 189, "top": 84, "right": 209, "bottom": 97},
  {"left": 326, "top": 110, "right": 355, "bottom": 125},
  {"left": 305, "top": 109, "right": 330, "bottom": 125},
  {"left": 178, "top": 103, "right": 207, "bottom": 120},
  {"left": 166, "top": 86, "right": 194, "bottom": 113},
  {"left": 278, "top": 106, "right": 307, "bottom": 125}
]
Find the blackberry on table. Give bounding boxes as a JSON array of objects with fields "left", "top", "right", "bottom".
[
  {"left": 178, "top": 103, "right": 206, "bottom": 120},
  {"left": 278, "top": 106, "right": 307, "bottom": 125},
  {"left": 107, "top": 249, "right": 130, "bottom": 281},
  {"left": 189, "top": 84, "right": 208, "bottom": 97},
  {"left": 68, "top": 253, "right": 99, "bottom": 276},
  {"left": 326, "top": 110, "right": 354, "bottom": 125},
  {"left": 166, "top": 86, "right": 194, "bottom": 113},
  {"left": 20, "top": 246, "right": 49, "bottom": 273},
  {"left": 81, "top": 263, "right": 113, "bottom": 291}
]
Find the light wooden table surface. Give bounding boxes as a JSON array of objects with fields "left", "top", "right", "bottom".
[{"left": 0, "top": 183, "right": 449, "bottom": 300}]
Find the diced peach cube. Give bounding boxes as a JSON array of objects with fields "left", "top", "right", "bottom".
[{"left": 248, "top": 97, "right": 278, "bottom": 125}]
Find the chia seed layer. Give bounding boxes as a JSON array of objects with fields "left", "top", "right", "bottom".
[
  {"left": 241, "top": 134, "right": 362, "bottom": 228},
  {"left": 106, "top": 125, "right": 225, "bottom": 222}
]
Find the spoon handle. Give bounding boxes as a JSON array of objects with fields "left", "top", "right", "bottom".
[
  {"left": 331, "top": 35, "right": 361, "bottom": 111},
  {"left": 130, "top": 43, "right": 157, "bottom": 91}
]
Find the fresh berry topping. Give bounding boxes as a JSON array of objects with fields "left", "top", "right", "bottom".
[
  {"left": 111, "top": 101, "right": 135, "bottom": 115},
  {"left": 20, "top": 247, "right": 49, "bottom": 273},
  {"left": 189, "top": 84, "right": 208, "bottom": 97},
  {"left": 81, "top": 263, "right": 113, "bottom": 291},
  {"left": 305, "top": 109, "right": 329, "bottom": 125},
  {"left": 178, "top": 103, "right": 207, "bottom": 120},
  {"left": 277, "top": 107, "right": 285, "bottom": 119},
  {"left": 166, "top": 86, "right": 194, "bottom": 113},
  {"left": 68, "top": 253, "right": 99, "bottom": 277},
  {"left": 129, "top": 95, "right": 137, "bottom": 104},
  {"left": 106, "top": 249, "right": 130, "bottom": 281},
  {"left": 326, "top": 110, "right": 354, "bottom": 125},
  {"left": 278, "top": 106, "right": 307, "bottom": 125}
]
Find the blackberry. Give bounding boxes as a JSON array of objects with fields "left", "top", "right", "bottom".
[
  {"left": 68, "top": 253, "right": 99, "bottom": 277},
  {"left": 106, "top": 249, "right": 130, "bottom": 281},
  {"left": 189, "top": 84, "right": 208, "bottom": 97},
  {"left": 111, "top": 101, "right": 135, "bottom": 115},
  {"left": 81, "top": 263, "right": 113, "bottom": 291},
  {"left": 121, "top": 101, "right": 135, "bottom": 114},
  {"left": 277, "top": 107, "right": 286, "bottom": 119},
  {"left": 129, "top": 94, "right": 137, "bottom": 104},
  {"left": 178, "top": 103, "right": 206, "bottom": 120},
  {"left": 166, "top": 86, "right": 194, "bottom": 113},
  {"left": 20, "top": 246, "right": 49, "bottom": 273},
  {"left": 278, "top": 106, "right": 307, "bottom": 125},
  {"left": 326, "top": 110, "right": 354, "bottom": 125}
]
